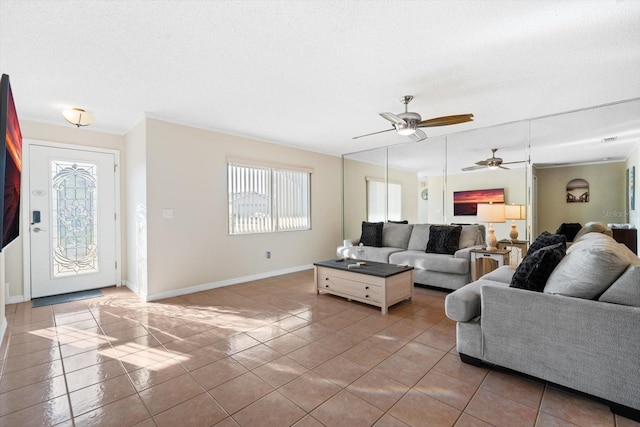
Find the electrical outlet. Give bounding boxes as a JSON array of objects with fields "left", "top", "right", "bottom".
[{"left": 265, "top": 251, "right": 271, "bottom": 259}]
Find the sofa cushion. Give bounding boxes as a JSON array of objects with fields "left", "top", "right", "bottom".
[
  {"left": 445, "top": 279, "right": 511, "bottom": 322},
  {"left": 382, "top": 223, "right": 413, "bottom": 249},
  {"left": 598, "top": 264, "right": 640, "bottom": 307},
  {"left": 407, "top": 224, "right": 431, "bottom": 251},
  {"left": 573, "top": 221, "right": 612, "bottom": 242},
  {"left": 459, "top": 225, "right": 483, "bottom": 249},
  {"left": 360, "top": 221, "right": 383, "bottom": 247},
  {"left": 510, "top": 242, "right": 565, "bottom": 291},
  {"left": 342, "top": 246, "right": 405, "bottom": 263},
  {"left": 544, "top": 233, "right": 637, "bottom": 299},
  {"left": 426, "top": 225, "right": 462, "bottom": 255},
  {"left": 527, "top": 231, "right": 567, "bottom": 256},
  {"left": 388, "top": 220, "right": 409, "bottom": 224},
  {"left": 481, "top": 265, "right": 516, "bottom": 283},
  {"left": 390, "top": 250, "right": 469, "bottom": 274}
]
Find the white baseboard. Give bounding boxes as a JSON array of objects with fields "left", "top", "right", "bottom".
[
  {"left": 5, "top": 294, "right": 25, "bottom": 304},
  {"left": 124, "top": 280, "right": 139, "bottom": 294},
  {"left": 0, "top": 316, "right": 7, "bottom": 348},
  {"left": 124, "top": 280, "right": 148, "bottom": 301},
  {"left": 145, "top": 264, "right": 313, "bottom": 302},
  {"left": 1, "top": 265, "right": 312, "bottom": 305}
]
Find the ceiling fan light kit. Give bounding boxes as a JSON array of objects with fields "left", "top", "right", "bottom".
[
  {"left": 353, "top": 95, "right": 474, "bottom": 142},
  {"left": 396, "top": 121, "right": 416, "bottom": 136}
]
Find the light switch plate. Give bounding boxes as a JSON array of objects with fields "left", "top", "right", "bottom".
[{"left": 162, "top": 208, "right": 174, "bottom": 219}]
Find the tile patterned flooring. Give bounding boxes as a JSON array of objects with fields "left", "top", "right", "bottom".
[{"left": 1, "top": 270, "right": 638, "bottom": 427}]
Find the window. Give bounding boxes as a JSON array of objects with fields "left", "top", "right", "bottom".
[
  {"left": 367, "top": 178, "right": 401, "bottom": 222},
  {"left": 228, "top": 160, "right": 311, "bottom": 234}
]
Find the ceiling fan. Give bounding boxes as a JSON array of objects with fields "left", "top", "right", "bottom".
[
  {"left": 353, "top": 95, "right": 474, "bottom": 142},
  {"left": 462, "top": 148, "right": 527, "bottom": 171}
]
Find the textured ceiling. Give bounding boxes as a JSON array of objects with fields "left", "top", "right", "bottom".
[{"left": 1, "top": 0, "right": 639, "bottom": 167}]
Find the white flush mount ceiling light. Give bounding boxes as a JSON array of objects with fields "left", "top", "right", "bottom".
[{"left": 63, "top": 108, "right": 95, "bottom": 127}]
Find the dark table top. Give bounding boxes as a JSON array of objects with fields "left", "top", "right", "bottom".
[{"left": 314, "top": 259, "right": 413, "bottom": 278}]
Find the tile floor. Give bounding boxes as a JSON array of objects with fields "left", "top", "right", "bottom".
[{"left": 1, "top": 270, "right": 638, "bottom": 427}]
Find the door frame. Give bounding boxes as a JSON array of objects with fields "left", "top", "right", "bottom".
[{"left": 21, "top": 139, "right": 122, "bottom": 301}]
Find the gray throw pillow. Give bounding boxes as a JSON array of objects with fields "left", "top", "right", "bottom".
[
  {"left": 407, "top": 224, "right": 431, "bottom": 251},
  {"left": 360, "top": 221, "right": 383, "bottom": 247},
  {"left": 510, "top": 242, "right": 566, "bottom": 291},
  {"left": 598, "top": 264, "right": 640, "bottom": 307},
  {"left": 382, "top": 223, "right": 414, "bottom": 249},
  {"left": 426, "top": 225, "right": 462, "bottom": 255},
  {"left": 544, "top": 233, "right": 637, "bottom": 299}
]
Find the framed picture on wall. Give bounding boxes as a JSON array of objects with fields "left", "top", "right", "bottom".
[
  {"left": 566, "top": 178, "right": 589, "bottom": 203},
  {"left": 453, "top": 188, "right": 504, "bottom": 216}
]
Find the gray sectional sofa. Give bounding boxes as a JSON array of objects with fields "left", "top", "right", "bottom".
[
  {"left": 445, "top": 230, "right": 640, "bottom": 420},
  {"left": 337, "top": 223, "right": 486, "bottom": 290}
]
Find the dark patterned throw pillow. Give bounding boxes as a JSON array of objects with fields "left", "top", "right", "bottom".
[
  {"left": 425, "top": 225, "right": 462, "bottom": 255},
  {"left": 510, "top": 242, "right": 566, "bottom": 291},
  {"left": 360, "top": 221, "right": 383, "bottom": 247},
  {"left": 527, "top": 232, "right": 567, "bottom": 257}
]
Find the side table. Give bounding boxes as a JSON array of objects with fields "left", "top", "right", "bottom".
[
  {"left": 497, "top": 239, "right": 529, "bottom": 266},
  {"left": 470, "top": 248, "right": 511, "bottom": 281}
]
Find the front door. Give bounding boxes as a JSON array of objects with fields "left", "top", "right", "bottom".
[{"left": 29, "top": 144, "right": 117, "bottom": 298}]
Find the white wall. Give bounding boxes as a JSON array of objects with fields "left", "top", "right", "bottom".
[
  {"left": 143, "top": 118, "right": 342, "bottom": 298},
  {"left": 124, "top": 120, "right": 147, "bottom": 297},
  {"left": 7, "top": 117, "right": 342, "bottom": 303},
  {"left": 342, "top": 158, "right": 419, "bottom": 239},
  {"left": 5, "top": 120, "right": 125, "bottom": 301},
  {"left": 0, "top": 253, "right": 6, "bottom": 344},
  {"left": 428, "top": 167, "right": 528, "bottom": 241},
  {"left": 418, "top": 178, "right": 429, "bottom": 223}
]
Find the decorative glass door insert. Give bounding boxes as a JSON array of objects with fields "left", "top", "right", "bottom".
[
  {"left": 51, "top": 160, "right": 100, "bottom": 277},
  {"left": 29, "top": 144, "right": 117, "bottom": 299}
]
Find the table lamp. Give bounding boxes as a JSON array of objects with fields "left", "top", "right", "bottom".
[
  {"left": 505, "top": 204, "right": 526, "bottom": 240},
  {"left": 477, "top": 203, "right": 506, "bottom": 251}
]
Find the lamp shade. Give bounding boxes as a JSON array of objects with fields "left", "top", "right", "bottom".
[
  {"left": 505, "top": 204, "right": 526, "bottom": 220},
  {"left": 63, "top": 108, "right": 95, "bottom": 127},
  {"left": 477, "top": 203, "right": 506, "bottom": 223}
]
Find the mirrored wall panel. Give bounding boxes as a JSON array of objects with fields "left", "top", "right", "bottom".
[{"left": 343, "top": 98, "right": 640, "bottom": 247}]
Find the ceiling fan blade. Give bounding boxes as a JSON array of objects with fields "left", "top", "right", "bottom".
[
  {"left": 462, "top": 165, "right": 485, "bottom": 172},
  {"left": 352, "top": 128, "right": 395, "bottom": 140},
  {"left": 409, "top": 129, "right": 427, "bottom": 142},
  {"left": 499, "top": 165, "right": 511, "bottom": 170},
  {"left": 417, "top": 114, "right": 474, "bottom": 127},
  {"left": 379, "top": 112, "right": 407, "bottom": 127},
  {"left": 501, "top": 160, "right": 527, "bottom": 165},
  {"left": 475, "top": 160, "right": 488, "bottom": 166}
]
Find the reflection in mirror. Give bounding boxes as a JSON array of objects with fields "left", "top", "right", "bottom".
[
  {"left": 388, "top": 136, "right": 446, "bottom": 224},
  {"left": 342, "top": 146, "right": 388, "bottom": 240},
  {"left": 531, "top": 98, "right": 640, "bottom": 239},
  {"left": 343, "top": 98, "right": 640, "bottom": 251},
  {"left": 342, "top": 138, "right": 447, "bottom": 242},
  {"left": 446, "top": 120, "right": 530, "bottom": 243}
]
